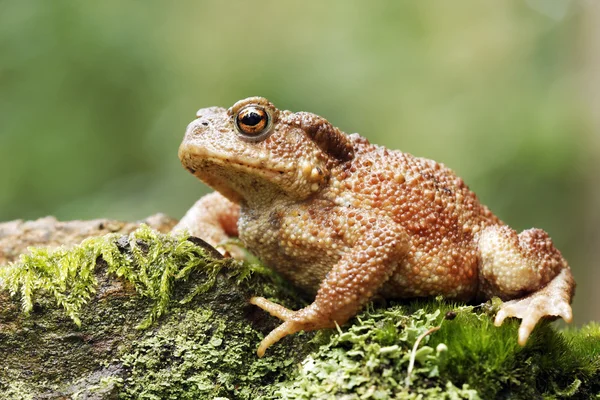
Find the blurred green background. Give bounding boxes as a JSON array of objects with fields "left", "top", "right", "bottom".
[{"left": 1, "top": 1, "right": 598, "bottom": 324}]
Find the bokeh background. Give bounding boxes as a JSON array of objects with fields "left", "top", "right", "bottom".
[{"left": 1, "top": 1, "right": 598, "bottom": 324}]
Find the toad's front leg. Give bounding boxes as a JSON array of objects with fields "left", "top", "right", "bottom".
[
  {"left": 172, "top": 192, "right": 240, "bottom": 252},
  {"left": 251, "top": 210, "right": 410, "bottom": 357}
]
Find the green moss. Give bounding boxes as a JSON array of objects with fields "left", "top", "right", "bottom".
[
  {"left": 422, "top": 302, "right": 600, "bottom": 399},
  {"left": 277, "top": 299, "right": 600, "bottom": 399},
  {"left": 0, "top": 225, "right": 265, "bottom": 329},
  {"left": 275, "top": 301, "right": 481, "bottom": 399}
]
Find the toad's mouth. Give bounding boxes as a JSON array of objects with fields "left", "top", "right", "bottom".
[
  {"left": 180, "top": 144, "right": 291, "bottom": 177},
  {"left": 179, "top": 144, "right": 294, "bottom": 204}
]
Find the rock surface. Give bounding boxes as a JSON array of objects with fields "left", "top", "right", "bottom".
[{"left": 0, "top": 214, "right": 176, "bottom": 265}]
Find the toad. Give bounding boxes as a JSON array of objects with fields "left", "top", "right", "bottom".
[{"left": 174, "top": 97, "right": 575, "bottom": 357}]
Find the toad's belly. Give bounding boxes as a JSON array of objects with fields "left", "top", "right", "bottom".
[{"left": 239, "top": 204, "right": 480, "bottom": 301}]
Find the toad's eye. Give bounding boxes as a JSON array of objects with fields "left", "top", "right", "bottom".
[{"left": 235, "top": 105, "right": 273, "bottom": 141}]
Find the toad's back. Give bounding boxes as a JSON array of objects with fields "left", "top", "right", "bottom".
[{"left": 325, "top": 134, "right": 502, "bottom": 300}]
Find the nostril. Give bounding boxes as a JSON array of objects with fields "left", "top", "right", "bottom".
[{"left": 196, "top": 117, "right": 209, "bottom": 126}]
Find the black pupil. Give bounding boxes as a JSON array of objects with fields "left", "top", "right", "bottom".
[{"left": 241, "top": 111, "right": 263, "bottom": 126}]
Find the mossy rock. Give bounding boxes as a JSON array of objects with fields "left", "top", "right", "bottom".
[{"left": 0, "top": 223, "right": 598, "bottom": 399}]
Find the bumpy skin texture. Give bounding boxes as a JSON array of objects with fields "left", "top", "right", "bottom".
[{"left": 174, "top": 97, "right": 575, "bottom": 356}]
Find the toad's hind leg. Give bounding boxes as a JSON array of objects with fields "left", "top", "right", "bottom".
[{"left": 478, "top": 225, "right": 575, "bottom": 345}]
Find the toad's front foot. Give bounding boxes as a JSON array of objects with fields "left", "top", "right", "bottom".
[
  {"left": 494, "top": 268, "right": 574, "bottom": 346},
  {"left": 250, "top": 297, "right": 336, "bottom": 357}
]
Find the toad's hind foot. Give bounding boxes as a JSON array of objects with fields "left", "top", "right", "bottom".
[
  {"left": 494, "top": 268, "right": 575, "bottom": 346},
  {"left": 250, "top": 296, "right": 294, "bottom": 321}
]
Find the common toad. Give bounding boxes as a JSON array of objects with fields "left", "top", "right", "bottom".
[{"left": 174, "top": 97, "right": 575, "bottom": 357}]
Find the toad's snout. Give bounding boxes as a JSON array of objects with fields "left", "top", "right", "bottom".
[
  {"left": 183, "top": 106, "right": 229, "bottom": 139},
  {"left": 185, "top": 119, "right": 207, "bottom": 137}
]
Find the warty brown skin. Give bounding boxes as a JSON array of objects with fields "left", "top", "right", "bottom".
[{"left": 174, "top": 97, "right": 575, "bottom": 357}]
